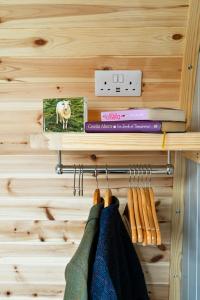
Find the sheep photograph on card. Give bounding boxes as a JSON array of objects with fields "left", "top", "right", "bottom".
[{"left": 43, "top": 97, "right": 87, "bottom": 132}]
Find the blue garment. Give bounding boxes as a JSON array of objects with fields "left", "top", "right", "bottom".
[{"left": 90, "top": 197, "right": 149, "bottom": 300}]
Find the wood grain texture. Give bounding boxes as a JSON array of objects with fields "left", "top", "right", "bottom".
[
  {"left": 183, "top": 151, "right": 200, "bottom": 164},
  {"left": 180, "top": 0, "right": 200, "bottom": 126},
  {"left": 0, "top": 27, "right": 185, "bottom": 57},
  {"left": 0, "top": 0, "right": 189, "bottom": 4},
  {"left": 0, "top": 283, "right": 169, "bottom": 300},
  {"left": 0, "top": 220, "right": 170, "bottom": 244},
  {"left": 169, "top": 152, "right": 186, "bottom": 300},
  {"left": 0, "top": 153, "right": 171, "bottom": 178},
  {"left": 0, "top": 261, "right": 169, "bottom": 284},
  {"left": 0, "top": 0, "right": 193, "bottom": 297},
  {"left": 0, "top": 3, "right": 188, "bottom": 28},
  {"left": 0, "top": 196, "right": 172, "bottom": 222},
  {"left": 30, "top": 132, "right": 200, "bottom": 151},
  {"left": 0, "top": 83, "right": 180, "bottom": 109},
  {"left": 0, "top": 231, "right": 170, "bottom": 261},
  {"left": 0, "top": 57, "right": 182, "bottom": 84}
]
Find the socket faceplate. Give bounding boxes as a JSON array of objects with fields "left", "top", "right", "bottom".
[{"left": 95, "top": 70, "right": 142, "bottom": 96}]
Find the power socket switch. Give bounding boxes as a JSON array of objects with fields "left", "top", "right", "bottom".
[{"left": 95, "top": 70, "right": 142, "bottom": 96}]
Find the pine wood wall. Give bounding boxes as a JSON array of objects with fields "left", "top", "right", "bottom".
[{"left": 0, "top": 1, "right": 190, "bottom": 299}]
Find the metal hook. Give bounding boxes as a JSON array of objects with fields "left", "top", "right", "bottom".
[
  {"left": 149, "top": 166, "right": 152, "bottom": 187},
  {"left": 78, "top": 165, "right": 81, "bottom": 196},
  {"left": 129, "top": 166, "right": 132, "bottom": 188},
  {"left": 133, "top": 167, "right": 136, "bottom": 187},
  {"left": 140, "top": 166, "right": 144, "bottom": 187},
  {"left": 106, "top": 165, "right": 109, "bottom": 189},
  {"left": 95, "top": 166, "right": 99, "bottom": 189},
  {"left": 81, "top": 165, "right": 84, "bottom": 196},
  {"left": 144, "top": 166, "right": 148, "bottom": 188},
  {"left": 73, "top": 164, "right": 76, "bottom": 196},
  {"left": 146, "top": 165, "right": 150, "bottom": 187},
  {"left": 136, "top": 165, "right": 140, "bottom": 187}
]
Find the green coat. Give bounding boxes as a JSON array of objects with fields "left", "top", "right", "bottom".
[{"left": 64, "top": 203, "right": 103, "bottom": 300}]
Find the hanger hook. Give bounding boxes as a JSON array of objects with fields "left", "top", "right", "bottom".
[
  {"left": 73, "top": 164, "right": 76, "bottom": 196},
  {"left": 95, "top": 166, "right": 99, "bottom": 189},
  {"left": 149, "top": 166, "right": 152, "bottom": 187},
  {"left": 147, "top": 166, "right": 151, "bottom": 188},
  {"left": 141, "top": 166, "right": 144, "bottom": 187},
  {"left": 106, "top": 165, "right": 109, "bottom": 189},
  {"left": 133, "top": 167, "right": 136, "bottom": 187},
  {"left": 81, "top": 165, "right": 84, "bottom": 196},
  {"left": 129, "top": 166, "right": 132, "bottom": 188},
  {"left": 78, "top": 164, "right": 81, "bottom": 196},
  {"left": 145, "top": 166, "right": 148, "bottom": 188},
  {"left": 137, "top": 165, "right": 140, "bottom": 187}
]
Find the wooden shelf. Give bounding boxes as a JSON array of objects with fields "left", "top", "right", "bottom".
[{"left": 30, "top": 132, "right": 200, "bottom": 152}]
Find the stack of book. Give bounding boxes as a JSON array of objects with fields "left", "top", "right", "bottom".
[{"left": 85, "top": 108, "right": 186, "bottom": 133}]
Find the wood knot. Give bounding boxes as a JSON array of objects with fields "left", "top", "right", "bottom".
[
  {"left": 63, "top": 235, "right": 68, "bottom": 242},
  {"left": 40, "top": 236, "right": 45, "bottom": 242},
  {"left": 36, "top": 113, "right": 43, "bottom": 126},
  {"left": 33, "top": 293, "right": 38, "bottom": 297},
  {"left": 90, "top": 154, "right": 97, "bottom": 161},
  {"left": 150, "top": 254, "right": 164, "bottom": 263},
  {"left": 102, "top": 66, "right": 112, "bottom": 70},
  {"left": 14, "top": 266, "right": 19, "bottom": 273},
  {"left": 155, "top": 200, "right": 161, "bottom": 207},
  {"left": 157, "top": 244, "right": 167, "bottom": 251},
  {"left": 172, "top": 34, "right": 183, "bottom": 40},
  {"left": 34, "top": 38, "right": 48, "bottom": 46},
  {"left": 20, "top": 141, "right": 28, "bottom": 145}
]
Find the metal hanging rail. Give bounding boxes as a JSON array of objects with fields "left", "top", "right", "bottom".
[{"left": 55, "top": 151, "right": 174, "bottom": 176}]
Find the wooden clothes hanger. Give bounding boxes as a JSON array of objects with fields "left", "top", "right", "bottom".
[
  {"left": 127, "top": 169, "right": 137, "bottom": 243},
  {"left": 147, "top": 167, "right": 161, "bottom": 245},
  {"left": 137, "top": 186, "right": 147, "bottom": 246},
  {"left": 140, "top": 187, "right": 152, "bottom": 245},
  {"left": 104, "top": 189, "right": 112, "bottom": 208},
  {"left": 132, "top": 187, "right": 143, "bottom": 243},
  {"left": 149, "top": 187, "right": 161, "bottom": 245},
  {"left": 145, "top": 188, "right": 157, "bottom": 245},
  {"left": 104, "top": 167, "right": 112, "bottom": 208},
  {"left": 143, "top": 168, "right": 157, "bottom": 245},
  {"left": 93, "top": 189, "right": 101, "bottom": 205}
]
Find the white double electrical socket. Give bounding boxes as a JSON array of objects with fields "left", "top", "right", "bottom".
[{"left": 95, "top": 70, "right": 142, "bottom": 96}]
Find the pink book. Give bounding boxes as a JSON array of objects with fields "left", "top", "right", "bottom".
[{"left": 101, "top": 108, "right": 185, "bottom": 122}]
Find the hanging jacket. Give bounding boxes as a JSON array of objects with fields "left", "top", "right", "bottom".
[
  {"left": 90, "top": 197, "right": 149, "bottom": 300},
  {"left": 64, "top": 202, "right": 103, "bottom": 300}
]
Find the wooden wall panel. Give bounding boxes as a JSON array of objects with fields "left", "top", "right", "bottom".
[
  {"left": 0, "top": 83, "right": 180, "bottom": 105},
  {"left": 0, "top": 153, "right": 172, "bottom": 300},
  {"left": 0, "top": 57, "right": 182, "bottom": 83},
  {"left": 0, "top": 28, "right": 185, "bottom": 57},
  {"left": 0, "top": 0, "right": 189, "bottom": 4},
  {"left": 0, "top": 0, "right": 191, "bottom": 299},
  {"left": 0, "top": 2, "right": 188, "bottom": 28},
  {"left": 0, "top": 284, "right": 169, "bottom": 300},
  {"left": 181, "top": 54, "right": 200, "bottom": 300},
  {"left": 179, "top": 0, "right": 200, "bottom": 126}
]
